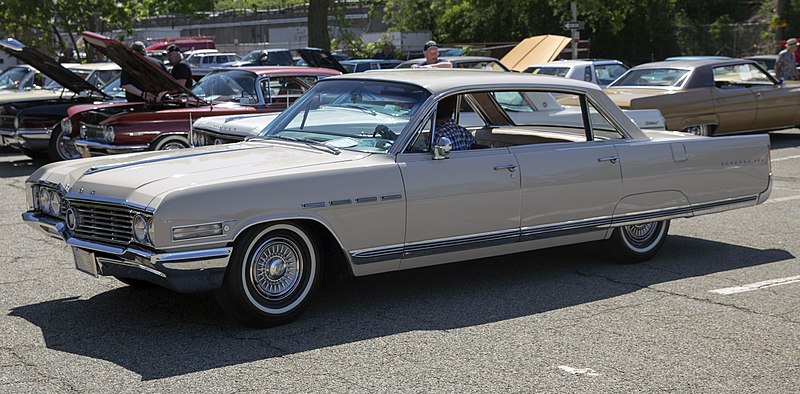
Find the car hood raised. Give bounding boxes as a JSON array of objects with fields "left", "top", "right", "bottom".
[
  {"left": 80, "top": 31, "right": 201, "bottom": 102},
  {"left": 193, "top": 112, "right": 281, "bottom": 137},
  {"left": 0, "top": 38, "right": 107, "bottom": 97},
  {"left": 500, "top": 35, "right": 571, "bottom": 72},
  {"left": 32, "top": 142, "right": 368, "bottom": 208}
]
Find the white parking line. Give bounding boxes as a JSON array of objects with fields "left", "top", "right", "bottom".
[
  {"left": 709, "top": 275, "right": 800, "bottom": 295},
  {"left": 558, "top": 365, "right": 600, "bottom": 376},
  {"left": 771, "top": 154, "right": 800, "bottom": 162}
]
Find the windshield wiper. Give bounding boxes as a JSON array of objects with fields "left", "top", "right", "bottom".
[
  {"left": 333, "top": 103, "right": 377, "bottom": 116},
  {"left": 247, "top": 135, "right": 341, "bottom": 155}
]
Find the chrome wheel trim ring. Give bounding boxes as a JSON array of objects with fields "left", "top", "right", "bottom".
[
  {"left": 621, "top": 222, "right": 663, "bottom": 253},
  {"left": 249, "top": 237, "right": 302, "bottom": 300},
  {"left": 56, "top": 128, "right": 81, "bottom": 160},
  {"left": 241, "top": 224, "right": 317, "bottom": 314},
  {"left": 160, "top": 141, "right": 187, "bottom": 150}
]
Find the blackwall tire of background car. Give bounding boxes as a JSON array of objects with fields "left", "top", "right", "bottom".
[
  {"left": 48, "top": 125, "right": 82, "bottom": 161},
  {"left": 607, "top": 220, "right": 670, "bottom": 264},
  {"left": 151, "top": 135, "right": 190, "bottom": 151},
  {"left": 215, "top": 222, "right": 321, "bottom": 327}
]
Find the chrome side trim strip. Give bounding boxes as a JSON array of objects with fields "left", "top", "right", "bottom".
[
  {"left": 154, "top": 247, "right": 232, "bottom": 263},
  {"left": 381, "top": 194, "right": 403, "bottom": 201},
  {"left": 356, "top": 197, "right": 378, "bottom": 203},
  {"left": 302, "top": 201, "right": 326, "bottom": 209},
  {"left": 330, "top": 199, "right": 352, "bottom": 206},
  {"left": 349, "top": 195, "right": 760, "bottom": 264}
]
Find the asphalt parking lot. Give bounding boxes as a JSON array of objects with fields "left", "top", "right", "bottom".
[{"left": 1, "top": 131, "right": 798, "bottom": 392}]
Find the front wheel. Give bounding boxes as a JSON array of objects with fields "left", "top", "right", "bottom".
[
  {"left": 151, "top": 135, "right": 189, "bottom": 151},
  {"left": 48, "top": 125, "right": 82, "bottom": 161},
  {"left": 607, "top": 220, "right": 670, "bottom": 264},
  {"left": 683, "top": 124, "right": 713, "bottom": 136},
  {"left": 215, "top": 222, "right": 321, "bottom": 327}
]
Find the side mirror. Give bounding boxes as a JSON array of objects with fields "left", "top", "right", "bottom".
[{"left": 433, "top": 137, "right": 452, "bottom": 160}]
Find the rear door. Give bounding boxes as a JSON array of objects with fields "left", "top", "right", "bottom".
[{"left": 711, "top": 64, "right": 758, "bottom": 132}]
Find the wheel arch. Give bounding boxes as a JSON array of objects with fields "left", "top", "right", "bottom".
[{"left": 228, "top": 216, "right": 354, "bottom": 278}]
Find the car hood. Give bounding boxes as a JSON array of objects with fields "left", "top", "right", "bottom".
[
  {"left": 80, "top": 31, "right": 201, "bottom": 101},
  {"left": 31, "top": 141, "right": 368, "bottom": 208},
  {"left": 193, "top": 112, "right": 281, "bottom": 137},
  {"left": 500, "top": 35, "right": 571, "bottom": 72},
  {"left": 0, "top": 38, "right": 107, "bottom": 97},
  {"left": 602, "top": 87, "right": 676, "bottom": 107},
  {"left": 0, "top": 89, "right": 68, "bottom": 105}
]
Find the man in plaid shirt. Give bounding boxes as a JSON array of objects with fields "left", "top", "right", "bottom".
[{"left": 433, "top": 96, "right": 475, "bottom": 150}]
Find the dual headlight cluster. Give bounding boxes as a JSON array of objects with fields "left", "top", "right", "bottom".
[
  {"left": 75, "top": 123, "right": 114, "bottom": 143},
  {"left": 33, "top": 186, "right": 64, "bottom": 217},
  {"left": 132, "top": 213, "right": 156, "bottom": 246},
  {"left": 60, "top": 117, "right": 72, "bottom": 134}
]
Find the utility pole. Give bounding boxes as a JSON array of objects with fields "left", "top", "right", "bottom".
[
  {"left": 570, "top": 2, "right": 579, "bottom": 59},
  {"left": 562, "top": 1, "right": 583, "bottom": 59}
]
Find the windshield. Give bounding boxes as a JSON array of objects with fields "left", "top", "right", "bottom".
[
  {"left": 527, "top": 67, "right": 570, "bottom": 77},
  {"left": 260, "top": 79, "right": 430, "bottom": 153},
  {"left": 240, "top": 50, "right": 261, "bottom": 63},
  {"left": 0, "top": 66, "right": 32, "bottom": 90},
  {"left": 101, "top": 75, "right": 126, "bottom": 98},
  {"left": 192, "top": 69, "right": 259, "bottom": 103},
  {"left": 611, "top": 68, "right": 690, "bottom": 87}
]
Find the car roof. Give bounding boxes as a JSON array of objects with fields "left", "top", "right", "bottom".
[
  {"left": 528, "top": 59, "right": 624, "bottom": 67},
  {"left": 630, "top": 58, "right": 759, "bottom": 70},
  {"left": 68, "top": 62, "right": 121, "bottom": 71},
  {"left": 220, "top": 66, "right": 341, "bottom": 76},
  {"left": 328, "top": 68, "right": 601, "bottom": 94}
]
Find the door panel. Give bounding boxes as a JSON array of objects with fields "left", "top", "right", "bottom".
[
  {"left": 752, "top": 84, "right": 800, "bottom": 130},
  {"left": 397, "top": 149, "right": 521, "bottom": 267},
  {"left": 711, "top": 86, "right": 757, "bottom": 132},
  {"left": 512, "top": 141, "right": 621, "bottom": 240}
]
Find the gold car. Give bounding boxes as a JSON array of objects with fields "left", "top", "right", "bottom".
[{"left": 604, "top": 59, "right": 800, "bottom": 136}]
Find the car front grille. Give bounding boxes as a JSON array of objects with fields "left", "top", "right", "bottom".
[
  {"left": 67, "top": 198, "right": 134, "bottom": 246},
  {"left": 79, "top": 122, "right": 104, "bottom": 141}
]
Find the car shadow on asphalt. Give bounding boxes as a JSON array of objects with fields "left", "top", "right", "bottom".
[
  {"left": 769, "top": 130, "right": 800, "bottom": 150},
  {"left": 8, "top": 235, "right": 793, "bottom": 381}
]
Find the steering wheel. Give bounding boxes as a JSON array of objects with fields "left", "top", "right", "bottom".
[{"left": 372, "top": 124, "right": 396, "bottom": 140}]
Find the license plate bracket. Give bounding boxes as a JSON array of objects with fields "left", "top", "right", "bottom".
[{"left": 73, "top": 247, "right": 98, "bottom": 277}]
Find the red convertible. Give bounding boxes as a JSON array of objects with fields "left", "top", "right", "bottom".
[{"left": 68, "top": 32, "right": 340, "bottom": 157}]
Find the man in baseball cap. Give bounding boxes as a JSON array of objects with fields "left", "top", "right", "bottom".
[
  {"left": 776, "top": 38, "right": 799, "bottom": 81},
  {"left": 413, "top": 40, "right": 452, "bottom": 69}
]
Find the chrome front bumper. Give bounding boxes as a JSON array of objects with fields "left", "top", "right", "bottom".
[
  {"left": 74, "top": 139, "right": 150, "bottom": 157},
  {"left": 22, "top": 211, "right": 231, "bottom": 293}
]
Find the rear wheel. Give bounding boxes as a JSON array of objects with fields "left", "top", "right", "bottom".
[
  {"left": 607, "top": 220, "right": 670, "bottom": 263},
  {"left": 48, "top": 125, "right": 81, "bottom": 161},
  {"left": 683, "top": 124, "right": 713, "bottom": 136},
  {"left": 215, "top": 222, "right": 322, "bottom": 327},
  {"left": 151, "top": 135, "right": 189, "bottom": 151}
]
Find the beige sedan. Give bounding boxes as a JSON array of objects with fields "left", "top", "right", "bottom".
[
  {"left": 23, "top": 70, "right": 772, "bottom": 326},
  {"left": 604, "top": 58, "right": 800, "bottom": 136}
]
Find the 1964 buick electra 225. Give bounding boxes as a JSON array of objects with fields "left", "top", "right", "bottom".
[{"left": 23, "top": 70, "right": 772, "bottom": 326}]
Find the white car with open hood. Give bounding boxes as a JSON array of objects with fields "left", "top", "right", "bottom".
[{"left": 23, "top": 69, "right": 772, "bottom": 327}]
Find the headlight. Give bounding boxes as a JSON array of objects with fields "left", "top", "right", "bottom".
[
  {"left": 13, "top": 116, "right": 19, "bottom": 129},
  {"left": 132, "top": 214, "right": 150, "bottom": 244},
  {"left": 50, "top": 190, "right": 62, "bottom": 216},
  {"left": 61, "top": 118, "right": 72, "bottom": 134},
  {"left": 103, "top": 125, "right": 115, "bottom": 142},
  {"left": 39, "top": 189, "right": 51, "bottom": 214},
  {"left": 79, "top": 124, "right": 87, "bottom": 139}
]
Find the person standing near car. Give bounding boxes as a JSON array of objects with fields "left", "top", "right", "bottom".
[
  {"left": 775, "top": 38, "right": 799, "bottom": 81},
  {"left": 121, "top": 41, "right": 167, "bottom": 102},
  {"left": 165, "top": 44, "right": 193, "bottom": 89},
  {"left": 412, "top": 41, "right": 452, "bottom": 69}
]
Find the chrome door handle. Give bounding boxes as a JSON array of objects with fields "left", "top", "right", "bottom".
[
  {"left": 597, "top": 156, "right": 618, "bottom": 163},
  {"left": 494, "top": 164, "right": 517, "bottom": 172}
]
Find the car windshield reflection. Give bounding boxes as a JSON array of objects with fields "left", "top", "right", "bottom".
[
  {"left": 192, "top": 70, "right": 259, "bottom": 103},
  {"left": 611, "top": 68, "right": 690, "bottom": 87},
  {"left": 260, "top": 79, "right": 430, "bottom": 153}
]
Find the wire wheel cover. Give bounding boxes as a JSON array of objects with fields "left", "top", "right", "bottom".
[{"left": 249, "top": 236, "right": 303, "bottom": 301}]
